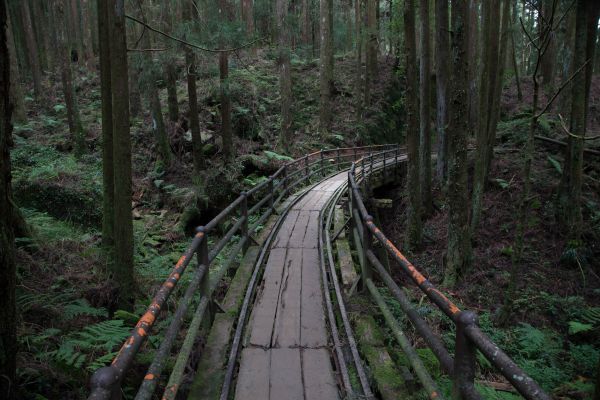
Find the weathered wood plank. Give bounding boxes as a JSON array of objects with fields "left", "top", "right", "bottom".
[
  {"left": 302, "top": 349, "right": 339, "bottom": 400},
  {"left": 288, "top": 210, "right": 310, "bottom": 247},
  {"left": 272, "top": 210, "right": 299, "bottom": 248},
  {"left": 234, "top": 348, "right": 270, "bottom": 400},
  {"left": 269, "top": 348, "right": 304, "bottom": 400},
  {"left": 300, "top": 248, "right": 327, "bottom": 347},
  {"left": 272, "top": 248, "right": 302, "bottom": 348},
  {"left": 249, "top": 248, "right": 287, "bottom": 347},
  {"left": 303, "top": 211, "right": 320, "bottom": 249}
]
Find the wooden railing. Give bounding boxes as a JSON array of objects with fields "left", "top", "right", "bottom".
[
  {"left": 347, "top": 150, "right": 551, "bottom": 400},
  {"left": 88, "top": 144, "right": 399, "bottom": 400}
]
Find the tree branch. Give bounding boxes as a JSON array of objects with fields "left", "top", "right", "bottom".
[
  {"left": 125, "top": 14, "right": 266, "bottom": 53},
  {"left": 558, "top": 114, "right": 600, "bottom": 140},
  {"left": 534, "top": 59, "right": 590, "bottom": 118}
]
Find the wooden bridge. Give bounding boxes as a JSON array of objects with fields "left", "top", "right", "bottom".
[{"left": 88, "top": 146, "right": 550, "bottom": 400}]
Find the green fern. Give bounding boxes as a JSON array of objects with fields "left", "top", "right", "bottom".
[{"left": 63, "top": 299, "right": 108, "bottom": 320}]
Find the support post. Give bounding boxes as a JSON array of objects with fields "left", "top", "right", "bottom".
[
  {"left": 240, "top": 193, "right": 249, "bottom": 252},
  {"left": 196, "top": 226, "right": 213, "bottom": 324},
  {"left": 453, "top": 311, "right": 479, "bottom": 400},
  {"left": 360, "top": 215, "right": 374, "bottom": 290},
  {"left": 269, "top": 177, "right": 275, "bottom": 212}
]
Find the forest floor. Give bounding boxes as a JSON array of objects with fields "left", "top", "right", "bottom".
[
  {"left": 378, "top": 76, "right": 600, "bottom": 398},
  {"left": 11, "top": 51, "right": 398, "bottom": 399}
]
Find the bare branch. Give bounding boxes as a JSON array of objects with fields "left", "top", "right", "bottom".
[
  {"left": 125, "top": 14, "right": 266, "bottom": 53},
  {"left": 558, "top": 114, "right": 600, "bottom": 140},
  {"left": 535, "top": 59, "right": 590, "bottom": 118}
]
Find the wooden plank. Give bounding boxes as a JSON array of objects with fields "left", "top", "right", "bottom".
[
  {"left": 302, "top": 211, "right": 320, "bottom": 249},
  {"left": 272, "top": 210, "right": 299, "bottom": 248},
  {"left": 300, "top": 248, "right": 327, "bottom": 347},
  {"left": 269, "top": 348, "right": 304, "bottom": 400},
  {"left": 234, "top": 348, "right": 270, "bottom": 400},
  {"left": 302, "top": 349, "right": 339, "bottom": 400},
  {"left": 272, "top": 248, "right": 302, "bottom": 348},
  {"left": 288, "top": 210, "right": 310, "bottom": 247},
  {"left": 249, "top": 248, "right": 287, "bottom": 347},
  {"left": 333, "top": 207, "right": 346, "bottom": 239},
  {"left": 336, "top": 238, "right": 358, "bottom": 295}
]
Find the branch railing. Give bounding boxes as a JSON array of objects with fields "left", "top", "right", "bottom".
[
  {"left": 347, "top": 151, "right": 552, "bottom": 400},
  {"left": 88, "top": 144, "right": 398, "bottom": 400}
]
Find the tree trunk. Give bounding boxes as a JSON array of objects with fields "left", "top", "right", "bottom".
[
  {"left": 69, "top": 0, "right": 83, "bottom": 62},
  {"left": 467, "top": 0, "right": 479, "bottom": 137},
  {"left": 21, "top": 0, "right": 42, "bottom": 98},
  {"left": 108, "top": 0, "right": 134, "bottom": 310},
  {"left": 97, "top": 0, "right": 114, "bottom": 257},
  {"left": 57, "top": 1, "right": 85, "bottom": 158},
  {"left": 540, "top": 0, "right": 556, "bottom": 89},
  {"left": 365, "top": 0, "right": 377, "bottom": 105},
  {"left": 471, "top": 0, "right": 500, "bottom": 232},
  {"left": 510, "top": 0, "right": 522, "bottom": 101},
  {"left": 435, "top": 0, "right": 449, "bottom": 183},
  {"left": 242, "top": 0, "right": 255, "bottom": 55},
  {"left": 301, "top": 0, "right": 310, "bottom": 46},
  {"left": 6, "top": 14, "right": 25, "bottom": 123},
  {"left": 419, "top": 0, "right": 432, "bottom": 214},
  {"left": 219, "top": 0, "right": 234, "bottom": 159},
  {"left": 166, "top": 63, "right": 179, "bottom": 122},
  {"left": 557, "top": 0, "right": 595, "bottom": 241},
  {"left": 277, "top": 0, "right": 293, "bottom": 151},
  {"left": 319, "top": 0, "right": 333, "bottom": 132},
  {"left": 403, "top": 0, "right": 422, "bottom": 250},
  {"left": 0, "top": 2, "right": 17, "bottom": 398},
  {"left": 355, "top": 0, "right": 363, "bottom": 119},
  {"left": 445, "top": 0, "right": 471, "bottom": 287}
]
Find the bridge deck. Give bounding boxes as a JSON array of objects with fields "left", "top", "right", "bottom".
[{"left": 234, "top": 173, "right": 346, "bottom": 400}]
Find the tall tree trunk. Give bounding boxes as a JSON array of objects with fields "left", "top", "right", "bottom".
[
  {"left": 319, "top": 0, "right": 333, "bottom": 132},
  {"left": 141, "top": 32, "right": 171, "bottom": 167},
  {"left": 365, "top": 0, "right": 377, "bottom": 105},
  {"left": 21, "top": 0, "right": 42, "bottom": 98},
  {"left": 355, "top": 0, "right": 363, "bottom": 120},
  {"left": 69, "top": 0, "right": 83, "bottom": 62},
  {"left": 435, "top": 0, "right": 449, "bottom": 183},
  {"left": 471, "top": 0, "right": 500, "bottom": 232},
  {"left": 0, "top": 1, "right": 17, "bottom": 398},
  {"left": 6, "top": 14, "right": 25, "bottom": 123},
  {"left": 403, "top": 0, "right": 422, "bottom": 250},
  {"left": 108, "top": 0, "right": 134, "bottom": 310},
  {"left": 97, "top": 0, "right": 114, "bottom": 257},
  {"left": 30, "top": 0, "right": 48, "bottom": 71},
  {"left": 277, "top": 0, "right": 293, "bottom": 150},
  {"left": 511, "top": 0, "right": 522, "bottom": 101},
  {"left": 165, "top": 64, "right": 179, "bottom": 122},
  {"left": 540, "top": 0, "right": 556, "bottom": 89},
  {"left": 557, "top": 0, "right": 596, "bottom": 240},
  {"left": 419, "top": 0, "right": 432, "bottom": 214},
  {"left": 219, "top": 0, "right": 234, "bottom": 159},
  {"left": 242, "top": 0, "right": 255, "bottom": 55},
  {"left": 444, "top": 0, "right": 471, "bottom": 287},
  {"left": 467, "top": 0, "right": 479, "bottom": 137}
]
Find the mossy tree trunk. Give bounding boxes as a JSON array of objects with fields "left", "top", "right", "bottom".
[
  {"left": 444, "top": 0, "right": 471, "bottom": 287},
  {"left": 355, "top": 0, "right": 363, "bottom": 120},
  {"left": 419, "top": 0, "right": 432, "bottom": 215},
  {"left": 277, "top": 0, "right": 293, "bottom": 151},
  {"left": 219, "top": 0, "right": 234, "bottom": 160},
  {"left": 0, "top": 1, "right": 17, "bottom": 397},
  {"left": 365, "top": 0, "right": 377, "bottom": 106},
  {"left": 319, "top": 0, "right": 333, "bottom": 133},
  {"left": 107, "top": 0, "right": 134, "bottom": 310},
  {"left": 57, "top": 1, "right": 85, "bottom": 158},
  {"left": 403, "top": 0, "right": 422, "bottom": 250},
  {"left": 21, "top": 0, "right": 42, "bottom": 99},
  {"left": 435, "top": 0, "right": 449, "bottom": 183},
  {"left": 557, "top": 0, "right": 596, "bottom": 242},
  {"left": 98, "top": 0, "right": 114, "bottom": 255}
]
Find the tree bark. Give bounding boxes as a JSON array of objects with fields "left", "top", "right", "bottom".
[
  {"left": 6, "top": 14, "right": 25, "bottom": 123},
  {"left": 445, "top": 0, "right": 471, "bottom": 287},
  {"left": 21, "top": 0, "right": 42, "bottom": 99},
  {"left": 365, "top": 0, "right": 377, "bottom": 105},
  {"left": 97, "top": 0, "right": 114, "bottom": 257},
  {"left": 355, "top": 0, "right": 363, "bottom": 119},
  {"left": 540, "top": 0, "right": 556, "bottom": 89},
  {"left": 319, "top": 0, "right": 334, "bottom": 132},
  {"left": 277, "top": 0, "right": 293, "bottom": 151},
  {"left": 108, "top": 0, "right": 134, "bottom": 310},
  {"left": 435, "top": 0, "right": 449, "bottom": 183},
  {"left": 0, "top": 1, "right": 17, "bottom": 398},
  {"left": 467, "top": 0, "right": 479, "bottom": 137},
  {"left": 219, "top": 0, "right": 234, "bottom": 159},
  {"left": 419, "top": 0, "right": 432, "bottom": 214},
  {"left": 403, "top": 0, "right": 422, "bottom": 250}
]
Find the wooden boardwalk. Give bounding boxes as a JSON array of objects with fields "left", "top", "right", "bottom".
[{"left": 234, "top": 173, "right": 347, "bottom": 400}]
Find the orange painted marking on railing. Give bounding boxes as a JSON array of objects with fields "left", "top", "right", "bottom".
[
  {"left": 175, "top": 255, "right": 186, "bottom": 267},
  {"left": 428, "top": 288, "right": 461, "bottom": 315},
  {"left": 137, "top": 328, "right": 146, "bottom": 337},
  {"left": 144, "top": 373, "right": 155, "bottom": 381}
]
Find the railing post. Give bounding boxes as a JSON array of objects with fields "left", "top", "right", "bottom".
[
  {"left": 283, "top": 165, "right": 288, "bottom": 196},
  {"left": 304, "top": 154, "right": 309, "bottom": 181},
  {"left": 360, "top": 215, "right": 374, "bottom": 290},
  {"left": 361, "top": 158, "right": 367, "bottom": 194},
  {"left": 89, "top": 366, "right": 121, "bottom": 400},
  {"left": 196, "top": 226, "right": 213, "bottom": 324},
  {"left": 453, "top": 311, "right": 479, "bottom": 400},
  {"left": 240, "top": 193, "right": 250, "bottom": 252},
  {"left": 336, "top": 148, "right": 341, "bottom": 169},
  {"left": 269, "top": 177, "right": 275, "bottom": 212},
  {"left": 320, "top": 149, "right": 325, "bottom": 177}
]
